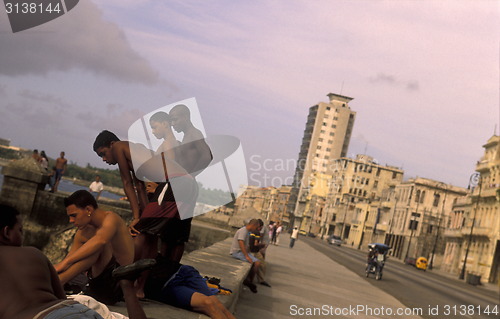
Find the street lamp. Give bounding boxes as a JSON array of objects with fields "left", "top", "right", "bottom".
[
  {"left": 429, "top": 182, "right": 448, "bottom": 270},
  {"left": 459, "top": 173, "right": 482, "bottom": 280}
]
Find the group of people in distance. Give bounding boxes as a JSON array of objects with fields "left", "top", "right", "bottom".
[
  {"left": 32, "top": 149, "right": 68, "bottom": 193},
  {"left": 1, "top": 104, "right": 237, "bottom": 319}
]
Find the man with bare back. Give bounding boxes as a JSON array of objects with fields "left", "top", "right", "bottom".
[
  {"left": 0, "top": 203, "right": 107, "bottom": 318},
  {"left": 51, "top": 151, "right": 67, "bottom": 193},
  {"left": 55, "top": 190, "right": 135, "bottom": 305}
]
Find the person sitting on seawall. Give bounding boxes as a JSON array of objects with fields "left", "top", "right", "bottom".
[
  {"left": 54, "top": 190, "right": 136, "bottom": 306},
  {"left": 0, "top": 203, "right": 147, "bottom": 319}
]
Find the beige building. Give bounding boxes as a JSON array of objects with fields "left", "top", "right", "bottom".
[
  {"left": 384, "top": 178, "right": 467, "bottom": 266},
  {"left": 288, "top": 93, "right": 356, "bottom": 230},
  {"left": 233, "top": 185, "right": 293, "bottom": 227},
  {"left": 443, "top": 135, "right": 500, "bottom": 285},
  {"left": 322, "top": 154, "right": 404, "bottom": 240}
]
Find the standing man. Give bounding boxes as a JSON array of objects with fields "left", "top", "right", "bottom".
[
  {"left": 290, "top": 226, "right": 299, "bottom": 248},
  {"left": 51, "top": 151, "right": 68, "bottom": 193},
  {"left": 169, "top": 104, "right": 212, "bottom": 176},
  {"left": 230, "top": 219, "right": 261, "bottom": 293},
  {"left": 89, "top": 175, "right": 104, "bottom": 200},
  {"left": 167, "top": 104, "right": 213, "bottom": 262}
]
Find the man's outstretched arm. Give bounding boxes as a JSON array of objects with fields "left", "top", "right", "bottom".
[{"left": 55, "top": 216, "right": 118, "bottom": 272}]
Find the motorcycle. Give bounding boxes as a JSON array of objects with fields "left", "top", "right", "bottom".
[{"left": 365, "top": 243, "right": 390, "bottom": 280}]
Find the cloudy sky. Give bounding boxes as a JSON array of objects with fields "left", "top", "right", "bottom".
[{"left": 0, "top": 0, "right": 498, "bottom": 189}]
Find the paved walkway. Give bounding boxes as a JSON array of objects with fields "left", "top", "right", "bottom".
[{"left": 235, "top": 235, "right": 423, "bottom": 319}]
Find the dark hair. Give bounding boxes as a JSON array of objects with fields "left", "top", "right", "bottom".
[
  {"left": 93, "top": 130, "right": 120, "bottom": 152},
  {"left": 248, "top": 219, "right": 260, "bottom": 226},
  {"left": 149, "top": 111, "right": 170, "bottom": 124},
  {"left": 171, "top": 104, "right": 190, "bottom": 117},
  {"left": 0, "top": 204, "right": 20, "bottom": 229},
  {"left": 64, "top": 190, "right": 98, "bottom": 209},
  {"left": 258, "top": 219, "right": 264, "bottom": 227}
]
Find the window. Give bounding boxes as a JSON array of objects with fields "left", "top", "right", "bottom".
[
  {"left": 392, "top": 172, "right": 397, "bottom": 179},
  {"left": 317, "top": 146, "right": 322, "bottom": 150},
  {"left": 320, "top": 130, "right": 325, "bottom": 133},
  {"left": 326, "top": 148, "right": 331, "bottom": 152},
  {"left": 328, "top": 140, "right": 333, "bottom": 144},
  {"left": 373, "top": 180, "right": 378, "bottom": 188},
  {"left": 318, "top": 138, "right": 324, "bottom": 142},
  {"left": 331, "top": 124, "right": 336, "bottom": 129},
  {"left": 376, "top": 168, "right": 381, "bottom": 177},
  {"left": 433, "top": 193, "right": 440, "bottom": 207},
  {"left": 326, "top": 106, "right": 331, "bottom": 110},
  {"left": 409, "top": 220, "right": 418, "bottom": 230},
  {"left": 415, "top": 190, "right": 421, "bottom": 203},
  {"left": 330, "top": 132, "right": 335, "bottom": 136},
  {"left": 324, "top": 114, "right": 329, "bottom": 118},
  {"left": 333, "top": 117, "right": 338, "bottom": 121}
]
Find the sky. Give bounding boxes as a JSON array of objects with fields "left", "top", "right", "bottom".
[{"left": 0, "top": 0, "right": 498, "bottom": 189}]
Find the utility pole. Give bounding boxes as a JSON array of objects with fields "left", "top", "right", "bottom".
[
  {"left": 459, "top": 173, "right": 482, "bottom": 280},
  {"left": 429, "top": 182, "right": 448, "bottom": 270}
]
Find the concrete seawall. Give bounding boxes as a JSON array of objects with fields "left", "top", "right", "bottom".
[{"left": 109, "top": 238, "right": 251, "bottom": 318}]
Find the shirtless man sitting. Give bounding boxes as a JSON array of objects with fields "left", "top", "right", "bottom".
[
  {"left": 0, "top": 203, "right": 107, "bottom": 319},
  {"left": 55, "top": 190, "right": 135, "bottom": 305}
]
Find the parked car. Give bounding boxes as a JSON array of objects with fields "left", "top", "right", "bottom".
[
  {"left": 404, "top": 257, "right": 416, "bottom": 266},
  {"left": 328, "top": 235, "right": 342, "bottom": 246},
  {"left": 298, "top": 230, "right": 307, "bottom": 236}
]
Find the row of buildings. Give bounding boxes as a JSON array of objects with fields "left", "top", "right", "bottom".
[{"left": 232, "top": 93, "right": 499, "bottom": 286}]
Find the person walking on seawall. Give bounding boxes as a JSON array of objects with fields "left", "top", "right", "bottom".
[
  {"left": 290, "top": 226, "right": 299, "bottom": 248},
  {"left": 51, "top": 151, "right": 68, "bottom": 193},
  {"left": 89, "top": 175, "right": 104, "bottom": 200},
  {"left": 275, "top": 222, "right": 283, "bottom": 245}
]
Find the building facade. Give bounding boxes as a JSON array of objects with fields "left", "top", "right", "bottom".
[
  {"left": 443, "top": 135, "right": 500, "bottom": 284},
  {"left": 288, "top": 93, "right": 356, "bottom": 230},
  {"left": 322, "top": 154, "right": 404, "bottom": 241},
  {"left": 384, "top": 178, "right": 467, "bottom": 266}
]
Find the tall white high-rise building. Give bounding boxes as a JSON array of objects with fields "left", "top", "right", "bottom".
[{"left": 288, "top": 93, "right": 356, "bottom": 227}]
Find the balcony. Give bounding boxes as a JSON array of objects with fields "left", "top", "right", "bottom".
[
  {"left": 443, "top": 228, "right": 462, "bottom": 238},
  {"left": 461, "top": 226, "right": 492, "bottom": 238},
  {"left": 475, "top": 160, "right": 490, "bottom": 172}
]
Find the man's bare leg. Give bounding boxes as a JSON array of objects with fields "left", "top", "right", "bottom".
[
  {"left": 211, "top": 296, "right": 236, "bottom": 319},
  {"left": 134, "top": 233, "right": 158, "bottom": 299},
  {"left": 190, "top": 293, "right": 230, "bottom": 319}
]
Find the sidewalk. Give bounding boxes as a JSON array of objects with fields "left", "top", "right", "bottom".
[{"left": 235, "top": 236, "right": 423, "bottom": 319}]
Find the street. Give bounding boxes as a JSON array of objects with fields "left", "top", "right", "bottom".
[{"left": 303, "top": 236, "right": 499, "bottom": 319}]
